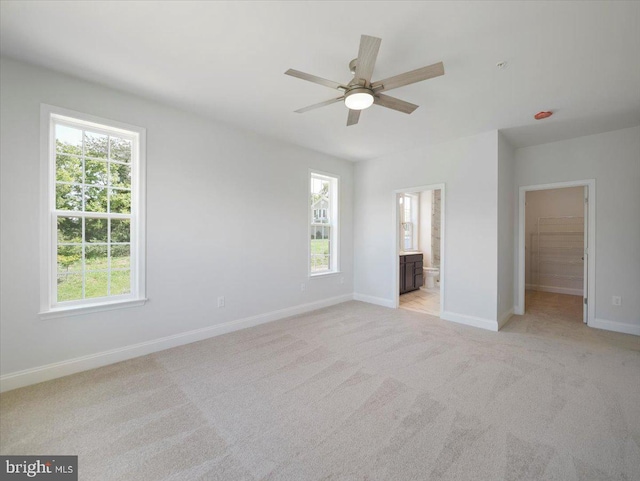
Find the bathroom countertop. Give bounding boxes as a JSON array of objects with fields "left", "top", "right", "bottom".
[{"left": 399, "top": 251, "right": 423, "bottom": 256}]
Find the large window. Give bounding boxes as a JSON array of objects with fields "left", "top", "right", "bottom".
[
  {"left": 310, "top": 171, "right": 338, "bottom": 275},
  {"left": 41, "top": 105, "right": 146, "bottom": 317}
]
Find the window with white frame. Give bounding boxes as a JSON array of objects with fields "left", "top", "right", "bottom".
[
  {"left": 400, "top": 194, "right": 417, "bottom": 251},
  {"left": 310, "top": 172, "right": 338, "bottom": 275},
  {"left": 41, "top": 106, "right": 146, "bottom": 315}
]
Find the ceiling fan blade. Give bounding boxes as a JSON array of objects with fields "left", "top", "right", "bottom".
[
  {"left": 285, "top": 69, "right": 344, "bottom": 90},
  {"left": 374, "top": 94, "right": 419, "bottom": 114},
  {"left": 347, "top": 109, "right": 361, "bottom": 126},
  {"left": 295, "top": 96, "right": 344, "bottom": 113},
  {"left": 372, "top": 62, "right": 444, "bottom": 92},
  {"left": 355, "top": 35, "right": 382, "bottom": 84}
]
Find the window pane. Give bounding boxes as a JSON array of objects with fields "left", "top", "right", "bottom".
[
  {"left": 55, "top": 125, "right": 82, "bottom": 155},
  {"left": 110, "top": 189, "right": 131, "bottom": 214},
  {"left": 85, "top": 218, "right": 108, "bottom": 243},
  {"left": 57, "top": 216, "right": 82, "bottom": 243},
  {"left": 316, "top": 255, "right": 329, "bottom": 271},
  {"left": 111, "top": 219, "right": 131, "bottom": 243},
  {"left": 56, "top": 154, "right": 83, "bottom": 184},
  {"left": 311, "top": 232, "right": 329, "bottom": 266},
  {"left": 56, "top": 183, "right": 83, "bottom": 211},
  {"left": 84, "top": 131, "right": 108, "bottom": 159},
  {"left": 110, "top": 162, "right": 131, "bottom": 188},
  {"left": 85, "top": 272, "right": 108, "bottom": 298},
  {"left": 57, "top": 273, "right": 83, "bottom": 302},
  {"left": 110, "top": 270, "right": 131, "bottom": 295},
  {"left": 85, "top": 159, "right": 108, "bottom": 186},
  {"left": 111, "top": 244, "right": 130, "bottom": 269},
  {"left": 86, "top": 245, "right": 108, "bottom": 270},
  {"left": 86, "top": 186, "right": 107, "bottom": 212},
  {"left": 57, "top": 245, "right": 82, "bottom": 273},
  {"left": 311, "top": 177, "right": 321, "bottom": 194},
  {"left": 110, "top": 136, "right": 131, "bottom": 162},
  {"left": 311, "top": 238, "right": 321, "bottom": 256}
]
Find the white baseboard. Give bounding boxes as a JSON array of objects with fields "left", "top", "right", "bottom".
[
  {"left": 352, "top": 293, "right": 500, "bottom": 333},
  {"left": 498, "top": 309, "right": 514, "bottom": 329},
  {"left": 353, "top": 293, "right": 395, "bottom": 308},
  {"left": 0, "top": 293, "right": 354, "bottom": 393},
  {"left": 441, "top": 311, "right": 499, "bottom": 332},
  {"left": 526, "top": 284, "right": 582, "bottom": 296},
  {"left": 589, "top": 318, "right": 640, "bottom": 336}
]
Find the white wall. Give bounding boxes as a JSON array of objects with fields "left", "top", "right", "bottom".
[
  {"left": 515, "top": 126, "right": 640, "bottom": 332},
  {"left": 354, "top": 131, "right": 500, "bottom": 330},
  {"left": 418, "top": 191, "right": 432, "bottom": 265},
  {"left": 524, "top": 187, "right": 584, "bottom": 293},
  {"left": 497, "top": 133, "right": 515, "bottom": 326},
  {"left": 0, "top": 57, "right": 354, "bottom": 385}
]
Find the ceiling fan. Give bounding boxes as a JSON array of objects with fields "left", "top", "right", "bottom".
[{"left": 285, "top": 34, "right": 444, "bottom": 126}]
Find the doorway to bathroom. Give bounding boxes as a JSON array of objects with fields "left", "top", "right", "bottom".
[
  {"left": 393, "top": 183, "right": 445, "bottom": 317},
  {"left": 517, "top": 180, "right": 595, "bottom": 326}
]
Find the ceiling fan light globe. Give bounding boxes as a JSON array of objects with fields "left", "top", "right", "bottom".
[{"left": 344, "top": 89, "right": 374, "bottom": 110}]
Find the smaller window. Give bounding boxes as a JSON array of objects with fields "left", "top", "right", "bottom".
[{"left": 310, "top": 171, "right": 339, "bottom": 275}]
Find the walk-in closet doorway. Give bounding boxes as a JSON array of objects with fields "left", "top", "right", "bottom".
[{"left": 517, "top": 180, "right": 596, "bottom": 325}]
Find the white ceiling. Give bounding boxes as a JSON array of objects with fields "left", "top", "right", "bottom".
[{"left": 1, "top": 1, "right": 639, "bottom": 161}]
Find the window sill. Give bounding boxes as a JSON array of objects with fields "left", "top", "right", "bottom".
[
  {"left": 39, "top": 298, "right": 147, "bottom": 320},
  {"left": 309, "top": 271, "right": 341, "bottom": 279}
]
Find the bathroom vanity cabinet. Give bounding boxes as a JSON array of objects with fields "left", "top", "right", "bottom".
[{"left": 400, "top": 253, "right": 423, "bottom": 294}]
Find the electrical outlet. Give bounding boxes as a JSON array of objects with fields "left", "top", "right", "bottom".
[
  {"left": 612, "top": 296, "right": 622, "bottom": 306},
  {"left": 300, "top": 283, "right": 306, "bottom": 292},
  {"left": 217, "top": 296, "right": 225, "bottom": 308}
]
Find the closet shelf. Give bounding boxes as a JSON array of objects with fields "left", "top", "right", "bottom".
[
  {"left": 531, "top": 216, "right": 585, "bottom": 287},
  {"left": 536, "top": 259, "right": 583, "bottom": 265},
  {"left": 535, "top": 273, "right": 583, "bottom": 280}
]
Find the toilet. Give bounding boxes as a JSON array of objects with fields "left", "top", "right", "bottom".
[{"left": 423, "top": 267, "right": 440, "bottom": 289}]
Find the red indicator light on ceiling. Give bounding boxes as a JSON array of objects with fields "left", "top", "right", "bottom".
[{"left": 534, "top": 111, "right": 553, "bottom": 120}]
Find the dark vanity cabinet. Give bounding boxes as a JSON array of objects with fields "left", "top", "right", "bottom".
[{"left": 400, "top": 253, "right": 424, "bottom": 294}]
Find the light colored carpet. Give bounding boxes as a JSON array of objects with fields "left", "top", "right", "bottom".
[{"left": 1, "top": 292, "right": 639, "bottom": 480}]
